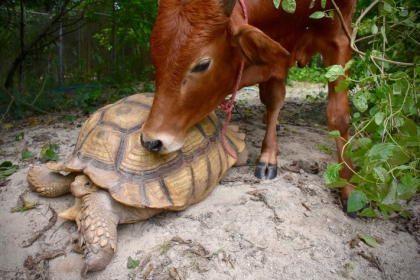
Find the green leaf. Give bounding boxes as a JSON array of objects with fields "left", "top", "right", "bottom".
[
  {"left": 324, "top": 164, "right": 348, "bottom": 187},
  {"left": 309, "top": 11, "right": 325, "bottom": 19},
  {"left": 380, "top": 26, "right": 387, "bottom": 44},
  {"left": 0, "top": 161, "right": 12, "bottom": 168},
  {"left": 334, "top": 79, "right": 350, "bottom": 92},
  {"left": 390, "top": 71, "right": 409, "bottom": 79},
  {"left": 394, "top": 117, "right": 404, "bottom": 127},
  {"left": 359, "top": 207, "right": 377, "bottom": 218},
  {"left": 344, "top": 59, "right": 354, "bottom": 71},
  {"left": 399, "top": 211, "right": 410, "bottom": 218},
  {"left": 393, "top": 83, "right": 402, "bottom": 95},
  {"left": 327, "top": 10, "right": 334, "bottom": 19},
  {"left": 321, "top": 0, "right": 326, "bottom": 9},
  {"left": 325, "top": 65, "right": 345, "bottom": 82},
  {"left": 373, "top": 167, "right": 389, "bottom": 182},
  {"left": 22, "top": 150, "right": 35, "bottom": 159},
  {"left": 398, "top": 136, "right": 420, "bottom": 147},
  {"left": 0, "top": 162, "right": 18, "bottom": 178},
  {"left": 327, "top": 130, "right": 341, "bottom": 139},
  {"left": 127, "top": 256, "right": 140, "bottom": 269},
  {"left": 374, "top": 112, "right": 385, "bottom": 125},
  {"left": 273, "top": 0, "right": 281, "bottom": 9},
  {"left": 400, "top": 174, "right": 414, "bottom": 187},
  {"left": 388, "top": 149, "right": 410, "bottom": 166},
  {"left": 359, "top": 233, "right": 379, "bottom": 248},
  {"left": 347, "top": 190, "right": 368, "bottom": 212},
  {"left": 10, "top": 200, "right": 36, "bottom": 213},
  {"left": 352, "top": 90, "right": 369, "bottom": 112},
  {"left": 371, "top": 23, "right": 378, "bottom": 34},
  {"left": 15, "top": 132, "right": 24, "bottom": 142},
  {"left": 282, "top": 0, "right": 296, "bottom": 13},
  {"left": 403, "top": 118, "right": 418, "bottom": 136},
  {"left": 349, "top": 173, "right": 363, "bottom": 184},
  {"left": 358, "top": 138, "right": 372, "bottom": 149},
  {"left": 368, "top": 143, "right": 396, "bottom": 161},
  {"left": 381, "top": 179, "right": 398, "bottom": 205},
  {"left": 41, "top": 144, "right": 60, "bottom": 162},
  {"left": 309, "top": 0, "right": 315, "bottom": 9},
  {"left": 397, "top": 182, "right": 417, "bottom": 200}
]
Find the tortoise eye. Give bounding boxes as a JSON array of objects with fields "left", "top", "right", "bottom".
[
  {"left": 191, "top": 60, "right": 210, "bottom": 73},
  {"left": 85, "top": 181, "right": 91, "bottom": 188}
]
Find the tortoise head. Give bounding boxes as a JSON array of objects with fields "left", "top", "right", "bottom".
[{"left": 71, "top": 175, "right": 99, "bottom": 198}]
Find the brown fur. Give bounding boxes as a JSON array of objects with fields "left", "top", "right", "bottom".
[{"left": 144, "top": 0, "right": 357, "bottom": 201}]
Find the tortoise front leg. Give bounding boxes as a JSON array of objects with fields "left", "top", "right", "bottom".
[
  {"left": 27, "top": 166, "right": 79, "bottom": 197},
  {"left": 70, "top": 176, "right": 118, "bottom": 276},
  {"left": 71, "top": 175, "right": 163, "bottom": 276}
]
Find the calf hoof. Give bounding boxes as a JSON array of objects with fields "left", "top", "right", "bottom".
[
  {"left": 341, "top": 198, "right": 368, "bottom": 219},
  {"left": 254, "top": 162, "right": 278, "bottom": 179},
  {"left": 276, "top": 124, "right": 281, "bottom": 131}
]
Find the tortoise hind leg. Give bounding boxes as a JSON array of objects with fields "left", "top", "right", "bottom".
[{"left": 27, "top": 166, "right": 78, "bottom": 197}]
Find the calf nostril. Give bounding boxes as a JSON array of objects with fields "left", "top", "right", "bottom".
[
  {"left": 141, "top": 135, "right": 163, "bottom": 153},
  {"left": 149, "top": 140, "right": 163, "bottom": 153}
]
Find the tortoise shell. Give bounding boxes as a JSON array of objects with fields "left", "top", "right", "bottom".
[{"left": 47, "top": 94, "right": 245, "bottom": 209}]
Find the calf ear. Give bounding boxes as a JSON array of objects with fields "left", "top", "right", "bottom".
[{"left": 234, "top": 25, "right": 290, "bottom": 65}]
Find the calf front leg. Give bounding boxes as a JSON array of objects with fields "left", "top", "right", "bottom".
[
  {"left": 326, "top": 81, "right": 355, "bottom": 196},
  {"left": 323, "top": 39, "right": 356, "bottom": 216},
  {"left": 255, "top": 78, "right": 286, "bottom": 179}
]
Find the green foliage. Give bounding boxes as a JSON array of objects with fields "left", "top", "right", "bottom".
[
  {"left": 21, "top": 149, "right": 35, "bottom": 159},
  {"left": 40, "top": 144, "right": 60, "bottom": 162},
  {"left": 324, "top": 0, "right": 420, "bottom": 218},
  {"left": 359, "top": 233, "right": 379, "bottom": 248},
  {"left": 127, "top": 256, "right": 140, "bottom": 269},
  {"left": 273, "top": 0, "right": 296, "bottom": 13},
  {"left": 0, "top": 0, "right": 157, "bottom": 119},
  {"left": 288, "top": 62, "right": 327, "bottom": 84},
  {"left": 0, "top": 161, "right": 18, "bottom": 178}
]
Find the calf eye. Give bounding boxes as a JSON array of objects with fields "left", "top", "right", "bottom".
[{"left": 191, "top": 60, "right": 210, "bottom": 73}]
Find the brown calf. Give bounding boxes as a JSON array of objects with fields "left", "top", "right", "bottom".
[{"left": 141, "top": 0, "right": 357, "bottom": 216}]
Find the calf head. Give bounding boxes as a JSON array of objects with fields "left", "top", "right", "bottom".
[{"left": 141, "top": 0, "right": 289, "bottom": 153}]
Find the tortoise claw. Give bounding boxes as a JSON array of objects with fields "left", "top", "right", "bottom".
[{"left": 254, "top": 162, "right": 278, "bottom": 179}]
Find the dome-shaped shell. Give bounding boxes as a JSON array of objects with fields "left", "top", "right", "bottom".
[{"left": 47, "top": 94, "right": 245, "bottom": 209}]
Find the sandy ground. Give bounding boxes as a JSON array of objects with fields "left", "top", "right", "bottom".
[{"left": 0, "top": 82, "right": 419, "bottom": 280}]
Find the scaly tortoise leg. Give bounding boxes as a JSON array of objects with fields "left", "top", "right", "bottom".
[
  {"left": 69, "top": 175, "right": 163, "bottom": 276},
  {"left": 27, "top": 166, "right": 79, "bottom": 197}
]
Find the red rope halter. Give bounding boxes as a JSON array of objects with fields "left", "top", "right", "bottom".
[{"left": 219, "top": 0, "right": 248, "bottom": 159}]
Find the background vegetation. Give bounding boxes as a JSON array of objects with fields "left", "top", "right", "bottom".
[{"left": 0, "top": 0, "right": 157, "bottom": 119}]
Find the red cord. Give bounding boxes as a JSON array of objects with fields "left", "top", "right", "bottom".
[{"left": 220, "top": 0, "right": 248, "bottom": 159}]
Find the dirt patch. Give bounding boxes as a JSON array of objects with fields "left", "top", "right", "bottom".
[{"left": 1, "top": 82, "right": 419, "bottom": 279}]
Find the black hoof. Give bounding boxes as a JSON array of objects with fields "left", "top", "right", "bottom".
[
  {"left": 341, "top": 198, "right": 369, "bottom": 219},
  {"left": 276, "top": 124, "right": 281, "bottom": 131},
  {"left": 254, "top": 162, "right": 278, "bottom": 179}
]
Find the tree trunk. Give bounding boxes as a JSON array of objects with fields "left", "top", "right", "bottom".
[{"left": 19, "top": 0, "right": 25, "bottom": 90}]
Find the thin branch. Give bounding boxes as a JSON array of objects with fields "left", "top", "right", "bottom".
[
  {"left": 0, "top": 85, "right": 60, "bottom": 118},
  {"left": 355, "top": 10, "right": 420, "bottom": 43},
  {"left": 28, "top": 19, "right": 89, "bottom": 54},
  {"left": 330, "top": 0, "right": 415, "bottom": 67}
]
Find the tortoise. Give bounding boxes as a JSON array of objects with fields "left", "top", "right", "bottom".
[{"left": 27, "top": 94, "right": 247, "bottom": 276}]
